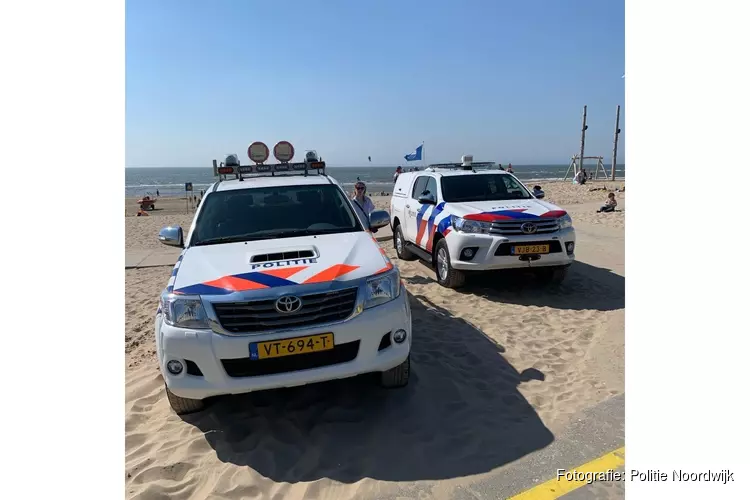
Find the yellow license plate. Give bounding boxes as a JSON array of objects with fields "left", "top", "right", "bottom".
[
  {"left": 512, "top": 244, "right": 550, "bottom": 255},
  {"left": 250, "top": 333, "right": 334, "bottom": 360}
]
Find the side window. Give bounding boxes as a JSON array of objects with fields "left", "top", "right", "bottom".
[
  {"left": 502, "top": 175, "right": 524, "bottom": 197},
  {"left": 423, "top": 177, "right": 438, "bottom": 199},
  {"left": 411, "top": 176, "right": 428, "bottom": 199}
]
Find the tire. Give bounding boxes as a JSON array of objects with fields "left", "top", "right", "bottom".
[
  {"left": 434, "top": 239, "right": 466, "bottom": 289},
  {"left": 536, "top": 265, "right": 569, "bottom": 286},
  {"left": 380, "top": 355, "right": 410, "bottom": 388},
  {"left": 393, "top": 224, "right": 417, "bottom": 261},
  {"left": 165, "top": 384, "right": 205, "bottom": 415}
]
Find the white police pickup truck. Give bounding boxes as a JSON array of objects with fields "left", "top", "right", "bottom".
[
  {"left": 155, "top": 155, "right": 411, "bottom": 415},
  {"left": 390, "top": 156, "right": 576, "bottom": 288}
]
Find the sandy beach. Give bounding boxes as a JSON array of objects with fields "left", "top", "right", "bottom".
[{"left": 125, "top": 179, "right": 625, "bottom": 499}]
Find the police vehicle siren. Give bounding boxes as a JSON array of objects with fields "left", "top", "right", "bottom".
[
  {"left": 224, "top": 154, "right": 240, "bottom": 167},
  {"left": 215, "top": 141, "right": 326, "bottom": 179},
  {"left": 248, "top": 141, "right": 270, "bottom": 164}
]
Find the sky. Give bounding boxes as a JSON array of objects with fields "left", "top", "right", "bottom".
[{"left": 126, "top": 0, "right": 624, "bottom": 167}]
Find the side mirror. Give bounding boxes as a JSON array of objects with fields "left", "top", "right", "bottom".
[
  {"left": 535, "top": 192, "right": 545, "bottom": 199},
  {"left": 418, "top": 193, "right": 437, "bottom": 205},
  {"left": 158, "top": 226, "right": 184, "bottom": 248},
  {"left": 369, "top": 210, "right": 390, "bottom": 230}
]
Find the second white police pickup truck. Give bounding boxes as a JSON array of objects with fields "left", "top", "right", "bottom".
[{"left": 390, "top": 156, "right": 576, "bottom": 288}]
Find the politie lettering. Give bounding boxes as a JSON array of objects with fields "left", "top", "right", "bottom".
[{"left": 250, "top": 258, "right": 318, "bottom": 270}]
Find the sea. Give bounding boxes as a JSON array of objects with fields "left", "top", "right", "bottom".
[{"left": 125, "top": 164, "right": 626, "bottom": 198}]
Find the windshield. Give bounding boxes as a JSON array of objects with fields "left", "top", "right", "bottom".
[
  {"left": 190, "top": 184, "right": 363, "bottom": 246},
  {"left": 441, "top": 174, "right": 533, "bottom": 202}
]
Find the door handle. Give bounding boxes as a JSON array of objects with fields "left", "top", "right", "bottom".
[{"left": 405, "top": 204, "right": 411, "bottom": 209}]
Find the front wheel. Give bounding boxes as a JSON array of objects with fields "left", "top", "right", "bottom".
[
  {"left": 165, "top": 384, "right": 205, "bottom": 415},
  {"left": 380, "top": 355, "right": 410, "bottom": 388},
  {"left": 434, "top": 239, "right": 466, "bottom": 288},
  {"left": 394, "top": 224, "right": 417, "bottom": 261}
]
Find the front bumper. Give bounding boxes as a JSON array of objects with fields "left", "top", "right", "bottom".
[
  {"left": 155, "top": 285, "right": 412, "bottom": 400},
  {"left": 447, "top": 228, "right": 576, "bottom": 271}
]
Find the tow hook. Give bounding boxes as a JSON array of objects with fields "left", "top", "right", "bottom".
[{"left": 518, "top": 254, "right": 541, "bottom": 262}]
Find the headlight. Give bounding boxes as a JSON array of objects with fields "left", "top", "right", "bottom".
[
  {"left": 161, "top": 293, "right": 210, "bottom": 329},
  {"left": 451, "top": 215, "right": 492, "bottom": 234},
  {"left": 558, "top": 213, "right": 573, "bottom": 229},
  {"left": 364, "top": 269, "right": 401, "bottom": 309}
]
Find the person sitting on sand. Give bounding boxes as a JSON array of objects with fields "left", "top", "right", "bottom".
[
  {"left": 574, "top": 169, "right": 586, "bottom": 185},
  {"left": 597, "top": 192, "right": 618, "bottom": 213},
  {"left": 351, "top": 181, "right": 376, "bottom": 229},
  {"left": 532, "top": 185, "right": 544, "bottom": 198}
]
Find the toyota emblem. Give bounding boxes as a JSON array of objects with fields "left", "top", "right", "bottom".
[
  {"left": 275, "top": 295, "right": 302, "bottom": 313},
  {"left": 520, "top": 222, "right": 538, "bottom": 234}
]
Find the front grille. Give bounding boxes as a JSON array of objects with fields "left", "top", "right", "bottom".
[
  {"left": 221, "top": 340, "right": 360, "bottom": 377},
  {"left": 212, "top": 287, "right": 358, "bottom": 333},
  {"left": 495, "top": 240, "right": 563, "bottom": 256},
  {"left": 490, "top": 218, "right": 559, "bottom": 236}
]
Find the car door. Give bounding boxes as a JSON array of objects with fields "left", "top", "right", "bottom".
[
  {"left": 403, "top": 175, "right": 428, "bottom": 243},
  {"left": 414, "top": 176, "right": 439, "bottom": 248}
]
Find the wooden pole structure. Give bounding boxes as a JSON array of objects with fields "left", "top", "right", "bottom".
[
  {"left": 611, "top": 104, "right": 621, "bottom": 181},
  {"left": 579, "top": 105, "right": 588, "bottom": 178}
]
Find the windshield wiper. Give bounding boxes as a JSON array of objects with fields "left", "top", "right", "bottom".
[
  {"left": 193, "top": 234, "right": 277, "bottom": 246},
  {"left": 194, "top": 228, "right": 354, "bottom": 246}
]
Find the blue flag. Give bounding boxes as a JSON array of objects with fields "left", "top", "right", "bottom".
[{"left": 404, "top": 144, "right": 423, "bottom": 162}]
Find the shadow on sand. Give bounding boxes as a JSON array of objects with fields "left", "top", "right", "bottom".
[
  {"left": 181, "top": 292, "right": 553, "bottom": 483},
  {"left": 411, "top": 260, "right": 624, "bottom": 312}
]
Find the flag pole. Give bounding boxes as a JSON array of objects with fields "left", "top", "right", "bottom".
[{"left": 422, "top": 141, "right": 425, "bottom": 169}]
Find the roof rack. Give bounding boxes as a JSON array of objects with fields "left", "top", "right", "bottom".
[
  {"left": 215, "top": 160, "right": 327, "bottom": 181},
  {"left": 425, "top": 161, "right": 497, "bottom": 172}
]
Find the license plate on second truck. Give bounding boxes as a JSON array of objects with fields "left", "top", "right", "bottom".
[{"left": 512, "top": 244, "right": 550, "bottom": 255}]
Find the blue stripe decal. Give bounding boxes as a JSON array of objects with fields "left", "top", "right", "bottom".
[
  {"left": 416, "top": 203, "right": 430, "bottom": 232},
  {"left": 437, "top": 216, "right": 452, "bottom": 234},
  {"left": 233, "top": 272, "right": 297, "bottom": 288},
  {"left": 483, "top": 210, "right": 539, "bottom": 219},
  {"left": 166, "top": 253, "right": 185, "bottom": 293},
  {"left": 174, "top": 283, "right": 233, "bottom": 295},
  {"left": 427, "top": 202, "right": 446, "bottom": 235}
]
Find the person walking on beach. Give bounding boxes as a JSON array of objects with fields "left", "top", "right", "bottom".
[
  {"left": 351, "top": 181, "right": 376, "bottom": 229},
  {"left": 393, "top": 166, "right": 403, "bottom": 182},
  {"left": 507, "top": 164, "right": 514, "bottom": 174},
  {"left": 597, "top": 192, "right": 618, "bottom": 213},
  {"left": 498, "top": 163, "right": 505, "bottom": 171},
  {"left": 156, "top": 189, "right": 160, "bottom": 197}
]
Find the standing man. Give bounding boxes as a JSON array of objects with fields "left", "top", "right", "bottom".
[{"left": 394, "top": 166, "right": 403, "bottom": 182}]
